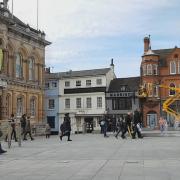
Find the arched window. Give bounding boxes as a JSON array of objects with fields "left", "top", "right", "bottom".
[
  {"left": 29, "top": 57, "right": 35, "bottom": 80},
  {"left": 15, "top": 53, "right": 22, "bottom": 78},
  {"left": 169, "top": 83, "right": 175, "bottom": 96},
  {"left": 17, "top": 96, "right": 23, "bottom": 116},
  {"left": 147, "top": 64, "right": 152, "bottom": 75},
  {"left": 170, "top": 61, "right": 176, "bottom": 74},
  {"left": 30, "top": 97, "right": 36, "bottom": 116}
]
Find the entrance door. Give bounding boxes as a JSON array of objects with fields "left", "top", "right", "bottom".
[
  {"left": 147, "top": 113, "right": 157, "bottom": 129},
  {"left": 84, "top": 117, "right": 93, "bottom": 133}
]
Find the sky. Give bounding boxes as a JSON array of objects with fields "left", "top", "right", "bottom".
[{"left": 7, "top": 0, "right": 180, "bottom": 77}]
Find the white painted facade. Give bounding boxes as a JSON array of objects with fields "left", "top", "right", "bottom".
[{"left": 45, "top": 65, "right": 116, "bottom": 134}]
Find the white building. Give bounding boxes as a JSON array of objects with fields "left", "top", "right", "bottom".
[{"left": 45, "top": 61, "right": 116, "bottom": 134}]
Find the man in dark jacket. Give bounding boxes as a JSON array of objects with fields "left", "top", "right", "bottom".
[
  {"left": 60, "top": 113, "right": 72, "bottom": 141},
  {"left": 121, "top": 112, "right": 133, "bottom": 139},
  {"left": 133, "top": 109, "right": 143, "bottom": 138}
]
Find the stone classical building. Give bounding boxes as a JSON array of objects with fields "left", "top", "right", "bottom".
[
  {"left": 140, "top": 36, "right": 180, "bottom": 129},
  {"left": 0, "top": 1, "right": 50, "bottom": 122}
]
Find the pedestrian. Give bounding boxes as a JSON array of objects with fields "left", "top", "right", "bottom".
[
  {"left": 60, "top": 113, "right": 72, "bottom": 141},
  {"left": 20, "top": 114, "right": 27, "bottom": 137},
  {"left": 112, "top": 116, "right": 117, "bottom": 133},
  {"left": 0, "top": 122, "right": 7, "bottom": 155},
  {"left": 45, "top": 123, "right": 51, "bottom": 138},
  {"left": 102, "top": 116, "right": 108, "bottom": 138},
  {"left": 10, "top": 114, "right": 18, "bottom": 142},
  {"left": 121, "top": 112, "right": 133, "bottom": 139},
  {"left": 132, "top": 109, "right": 143, "bottom": 139},
  {"left": 115, "top": 117, "right": 123, "bottom": 139},
  {"left": 24, "top": 116, "right": 34, "bottom": 141},
  {"left": 159, "top": 116, "right": 166, "bottom": 135}
]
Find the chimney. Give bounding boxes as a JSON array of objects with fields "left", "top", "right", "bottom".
[
  {"left": 144, "top": 36, "right": 150, "bottom": 53},
  {"left": 110, "top": 58, "right": 114, "bottom": 71},
  {"left": 3, "top": 0, "right": 8, "bottom": 9}
]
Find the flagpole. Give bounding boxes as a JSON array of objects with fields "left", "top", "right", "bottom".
[
  {"left": 11, "top": 0, "right": 13, "bottom": 18},
  {"left": 37, "top": 0, "right": 39, "bottom": 30}
]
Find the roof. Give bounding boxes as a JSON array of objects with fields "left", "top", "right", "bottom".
[
  {"left": 45, "top": 68, "right": 112, "bottom": 79},
  {"left": 0, "top": 7, "right": 51, "bottom": 46},
  {"left": 153, "top": 48, "right": 176, "bottom": 67},
  {"left": 108, "top": 77, "right": 140, "bottom": 92}
]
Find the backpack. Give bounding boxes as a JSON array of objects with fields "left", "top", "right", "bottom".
[{"left": 60, "top": 123, "right": 64, "bottom": 132}]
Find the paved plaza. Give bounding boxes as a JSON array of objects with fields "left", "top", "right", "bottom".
[{"left": 0, "top": 133, "right": 180, "bottom": 180}]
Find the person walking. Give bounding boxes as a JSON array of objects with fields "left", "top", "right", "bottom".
[
  {"left": 159, "top": 116, "right": 166, "bottom": 135},
  {"left": 60, "top": 113, "right": 72, "bottom": 141},
  {"left": 45, "top": 123, "right": 51, "bottom": 138},
  {"left": 24, "top": 116, "right": 34, "bottom": 141},
  {"left": 133, "top": 109, "right": 143, "bottom": 138},
  {"left": 0, "top": 122, "right": 7, "bottom": 155},
  {"left": 115, "top": 117, "right": 123, "bottom": 139},
  {"left": 121, "top": 112, "right": 133, "bottom": 139},
  {"left": 10, "top": 114, "right": 18, "bottom": 142},
  {"left": 20, "top": 114, "right": 27, "bottom": 138}
]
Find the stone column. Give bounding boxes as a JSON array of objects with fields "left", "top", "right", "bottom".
[
  {"left": 1, "top": 89, "right": 7, "bottom": 120},
  {"left": 2, "top": 49, "right": 8, "bottom": 75}
]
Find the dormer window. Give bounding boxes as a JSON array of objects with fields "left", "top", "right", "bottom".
[{"left": 170, "top": 61, "right": 176, "bottom": 74}]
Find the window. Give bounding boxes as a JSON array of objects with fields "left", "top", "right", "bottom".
[
  {"left": 29, "top": 57, "right": 34, "bottom": 80},
  {"left": 170, "top": 61, "right": 176, "bottom": 74},
  {"left": 169, "top": 83, "right": 175, "bottom": 96},
  {"left": 97, "top": 97, "right": 102, "bottom": 108},
  {"left": 142, "top": 65, "right": 147, "bottom": 75},
  {"left": 112, "top": 98, "right": 132, "bottom": 110},
  {"left": 147, "top": 83, "right": 153, "bottom": 97},
  {"left": 52, "top": 82, "right": 57, "bottom": 88},
  {"left": 45, "top": 83, "right": 49, "bottom": 88},
  {"left": 152, "top": 64, "right": 158, "bottom": 75},
  {"left": 153, "top": 85, "right": 158, "bottom": 97},
  {"left": 76, "top": 80, "right": 81, "bottom": 87},
  {"left": 48, "top": 99, "right": 55, "bottom": 109},
  {"left": 65, "top": 98, "right": 70, "bottom": 109},
  {"left": 30, "top": 98, "right": 36, "bottom": 116},
  {"left": 96, "top": 79, "right": 102, "bottom": 85},
  {"left": 15, "top": 53, "right": 22, "bottom": 78},
  {"left": 86, "top": 80, "right": 91, "bottom": 86},
  {"left": 86, "top": 98, "right": 92, "bottom": 108},
  {"left": 147, "top": 64, "right": 152, "bottom": 75},
  {"left": 17, "top": 97, "right": 23, "bottom": 116},
  {"left": 76, "top": 98, "right": 81, "bottom": 108},
  {"left": 65, "top": 81, "right": 70, "bottom": 87},
  {"left": 178, "top": 61, "right": 180, "bottom": 74}
]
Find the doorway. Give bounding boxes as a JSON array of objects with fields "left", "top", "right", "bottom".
[
  {"left": 84, "top": 117, "right": 93, "bottom": 133},
  {"left": 147, "top": 112, "right": 157, "bottom": 129}
]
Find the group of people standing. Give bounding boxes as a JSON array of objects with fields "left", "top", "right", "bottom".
[{"left": 100, "top": 109, "right": 143, "bottom": 139}]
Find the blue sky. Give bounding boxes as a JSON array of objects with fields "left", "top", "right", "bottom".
[{"left": 9, "top": 0, "right": 180, "bottom": 77}]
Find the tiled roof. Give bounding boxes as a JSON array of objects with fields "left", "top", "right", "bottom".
[
  {"left": 45, "top": 68, "right": 112, "bottom": 79},
  {"left": 153, "top": 48, "right": 176, "bottom": 67},
  {"left": 108, "top": 77, "right": 140, "bottom": 92}
]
